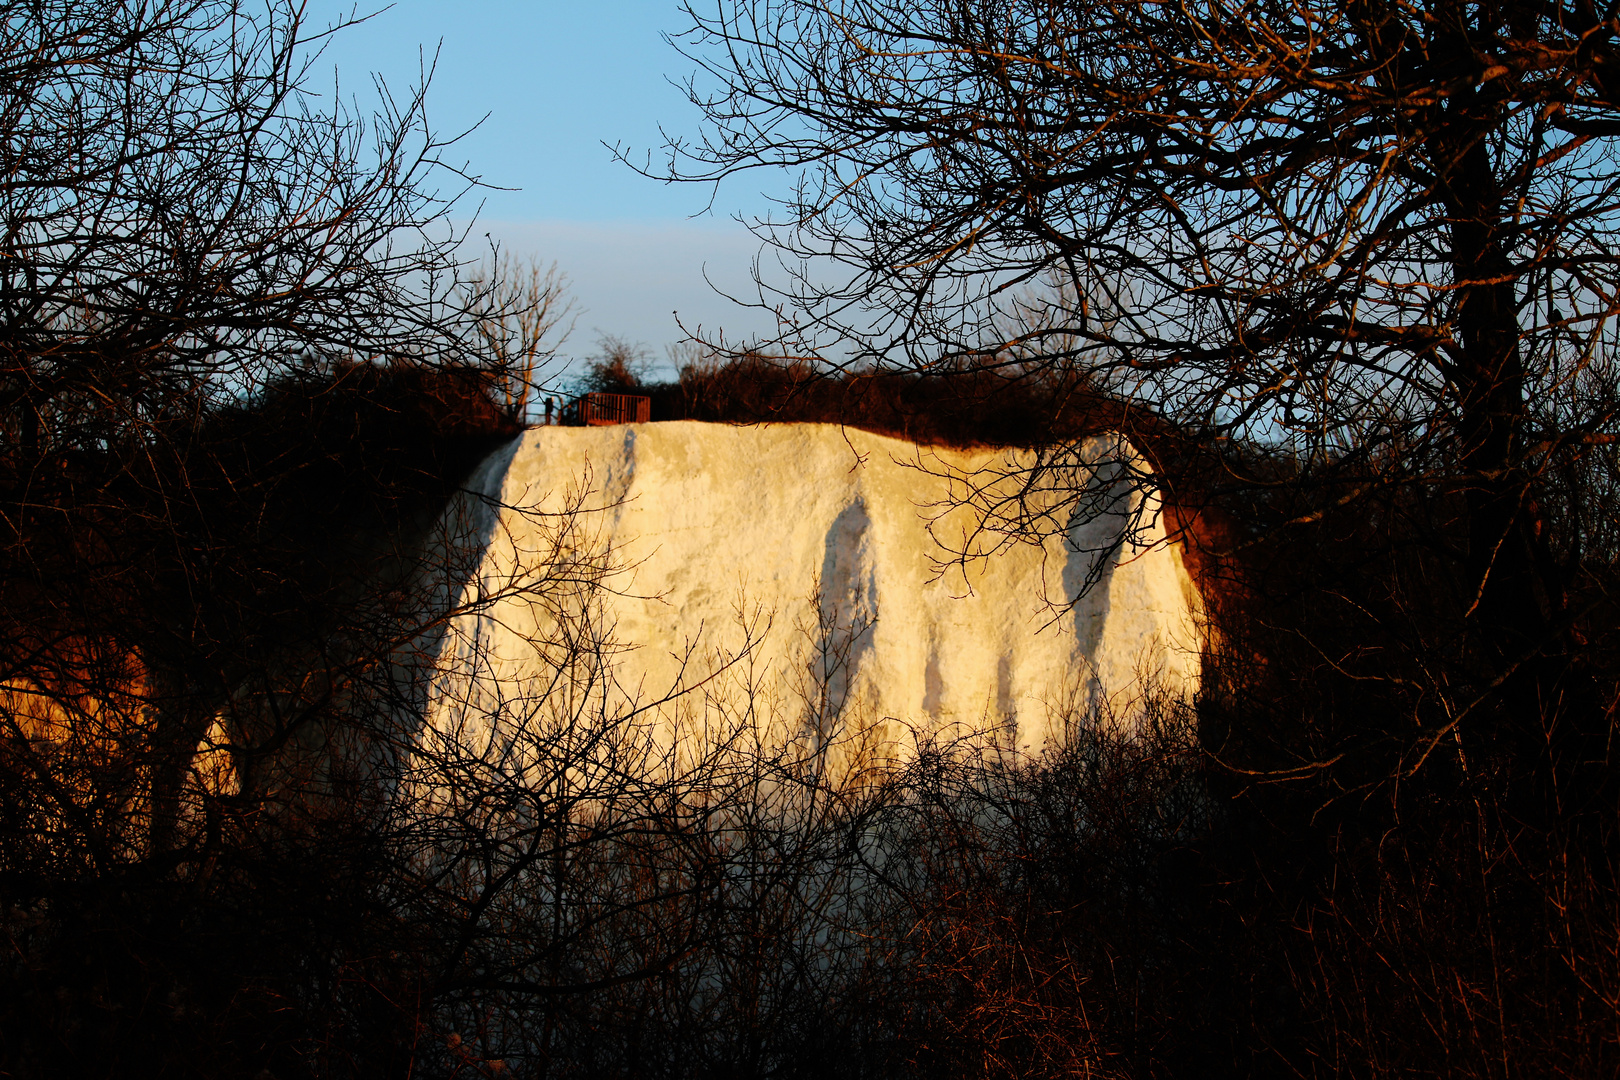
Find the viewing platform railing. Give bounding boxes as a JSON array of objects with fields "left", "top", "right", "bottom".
[{"left": 541, "top": 392, "right": 651, "bottom": 426}]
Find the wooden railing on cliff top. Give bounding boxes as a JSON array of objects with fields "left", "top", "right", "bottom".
[{"left": 556, "top": 392, "right": 650, "bottom": 426}]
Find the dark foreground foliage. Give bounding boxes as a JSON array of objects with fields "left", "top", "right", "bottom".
[
  {"left": 4, "top": 355, "right": 1614, "bottom": 1078},
  {"left": 0, "top": 364, "right": 521, "bottom": 1078},
  {"left": 578, "top": 357, "right": 1620, "bottom": 1078}
]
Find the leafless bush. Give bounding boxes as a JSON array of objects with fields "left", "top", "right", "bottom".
[
  {"left": 575, "top": 334, "right": 656, "bottom": 395},
  {"left": 464, "top": 255, "right": 576, "bottom": 421},
  {"left": 0, "top": 5, "right": 564, "bottom": 1065}
]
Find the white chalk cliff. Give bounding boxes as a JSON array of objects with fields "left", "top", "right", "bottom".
[{"left": 419, "top": 421, "right": 1202, "bottom": 766}]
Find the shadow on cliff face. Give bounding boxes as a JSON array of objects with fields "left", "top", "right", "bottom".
[
  {"left": 139, "top": 363, "right": 525, "bottom": 837},
  {"left": 812, "top": 499, "right": 879, "bottom": 727}
]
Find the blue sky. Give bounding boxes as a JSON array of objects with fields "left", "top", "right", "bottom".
[{"left": 306, "top": 0, "right": 782, "bottom": 370}]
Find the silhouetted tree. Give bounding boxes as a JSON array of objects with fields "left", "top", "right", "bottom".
[
  {"left": 657, "top": 2, "right": 1620, "bottom": 1073},
  {"left": 663, "top": 0, "right": 1620, "bottom": 661},
  {"left": 0, "top": 3, "right": 560, "bottom": 1073}
]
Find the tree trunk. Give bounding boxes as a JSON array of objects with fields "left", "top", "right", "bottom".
[
  {"left": 1443, "top": 115, "right": 1546, "bottom": 669},
  {"left": 1438, "top": 98, "right": 1591, "bottom": 824}
]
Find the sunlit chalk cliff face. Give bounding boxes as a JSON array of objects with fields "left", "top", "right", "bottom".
[{"left": 418, "top": 421, "right": 1202, "bottom": 767}]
